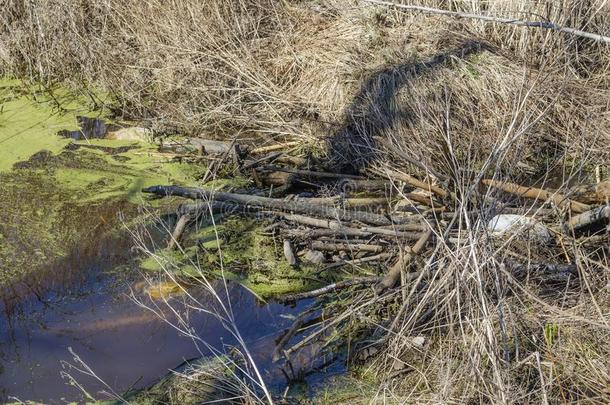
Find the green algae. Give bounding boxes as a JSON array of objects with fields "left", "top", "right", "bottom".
[
  {"left": 0, "top": 79, "right": 204, "bottom": 294},
  {"left": 140, "top": 217, "right": 316, "bottom": 298},
  {"left": 0, "top": 79, "right": 109, "bottom": 172}
]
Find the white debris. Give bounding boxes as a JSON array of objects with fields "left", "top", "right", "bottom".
[{"left": 487, "top": 214, "right": 552, "bottom": 243}]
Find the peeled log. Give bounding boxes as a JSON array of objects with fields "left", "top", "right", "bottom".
[
  {"left": 377, "top": 230, "right": 432, "bottom": 291},
  {"left": 567, "top": 206, "right": 610, "bottom": 232},
  {"left": 482, "top": 179, "right": 591, "bottom": 213},
  {"left": 283, "top": 240, "right": 297, "bottom": 266},
  {"left": 142, "top": 185, "right": 393, "bottom": 226}
]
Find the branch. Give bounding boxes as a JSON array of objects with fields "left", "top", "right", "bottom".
[{"left": 363, "top": 0, "right": 610, "bottom": 44}]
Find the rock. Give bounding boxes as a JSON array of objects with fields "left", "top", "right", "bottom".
[
  {"left": 303, "top": 249, "right": 325, "bottom": 264},
  {"left": 106, "top": 126, "right": 152, "bottom": 142},
  {"left": 410, "top": 336, "right": 426, "bottom": 348},
  {"left": 487, "top": 214, "right": 552, "bottom": 243}
]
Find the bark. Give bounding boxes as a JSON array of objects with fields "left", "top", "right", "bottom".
[
  {"left": 566, "top": 206, "right": 610, "bottom": 232},
  {"left": 482, "top": 179, "right": 591, "bottom": 213},
  {"left": 377, "top": 230, "right": 432, "bottom": 291},
  {"left": 143, "top": 185, "right": 394, "bottom": 226},
  {"left": 278, "top": 277, "right": 380, "bottom": 303},
  {"left": 310, "top": 241, "right": 384, "bottom": 253}
]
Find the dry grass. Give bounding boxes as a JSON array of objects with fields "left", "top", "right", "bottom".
[{"left": 2, "top": 0, "right": 610, "bottom": 403}]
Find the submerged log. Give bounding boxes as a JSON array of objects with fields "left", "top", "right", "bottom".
[{"left": 143, "top": 185, "right": 394, "bottom": 226}]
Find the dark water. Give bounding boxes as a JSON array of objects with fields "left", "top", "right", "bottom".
[{"left": 0, "top": 264, "right": 314, "bottom": 403}]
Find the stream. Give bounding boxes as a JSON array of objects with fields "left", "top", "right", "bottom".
[
  {"left": 0, "top": 83, "right": 347, "bottom": 403},
  {"left": 0, "top": 227, "right": 321, "bottom": 403}
]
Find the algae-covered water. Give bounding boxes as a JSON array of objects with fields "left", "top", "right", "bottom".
[{"left": 0, "top": 81, "right": 336, "bottom": 403}]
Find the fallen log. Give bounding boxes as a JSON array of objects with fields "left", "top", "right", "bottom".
[
  {"left": 143, "top": 185, "right": 393, "bottom": 226},
  {"left": 160, "top": 138, "right": 237, "bottom": 155},
  {"left": 284, "top": 228, "right": 371, "bottom": 238},
  {"left": 324, "top": 252, "right": 394, "bottom": 270},
  {"left": 250, "top": 141, "right": 300, "bottom": 154},
  {"left": 295, "top": 196, "right": 390, "bottom": 209},
  {"left": 310, "top": 241, "right": 384, "bottom": 253},
  {"left": 262, "top": 165, "right": 365, "bottom": 180},
  {"left": 339, "top": 179, "right": 392, "bottom": 193},
  {"left": 482, "top": 179, "right": 591, "bottom": 213},
  {"left": 377, "top": 230, "right": 432, "bottom": 291},
  {"left": 373, "top": 167, "right": 449, "bottom": 198},
  {"left": 279, "top": 213, "right": 423, "bottom": 239},
  {"left": 566, "top": 206, "right": 610, "bottom": 232}
]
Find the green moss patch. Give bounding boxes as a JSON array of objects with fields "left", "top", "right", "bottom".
[{"left": 140, "top": 217, "right": 319, "bottom": 298}]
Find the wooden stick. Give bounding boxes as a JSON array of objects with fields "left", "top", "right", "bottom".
[
  {"left": 339, "top": 179, "right": 391, "bottom": 193},
  {"left": 310, "top": 241, "right": 384, "bottom": 253},
  {"left": 566, "top": 206, "right": 610, "bottom": 232},
  {"left": 250, "top": 141, "right": 301, "bottom": 154},
  {"left": 374, "top": 167, "right": 448, "bottom": 198},
  {"left": 262, "top": 165, "right": 365, "bottom": 180},
  {"left": 278, "top": 277, "right": 380, "bottom": 303},
  {"left": 279, "top": 213, "right": 423, "bottom": 239},
  {"left": 364, "top": 0, "right": 610, "bottom": 44},
  {"left": 143, "top": 185, "right": 393, "bottom": 226},
  {"left": 377, "top": 230, "right": 432, "bottom": 291},
  {"left": 167, "top": 214, "right": 191, "bottom": 250},
  {"left": 283, "top": 240, "right": 297, "bottom": 266},
  {"left": 482, "top": 179, "right": 591, "bottom": 213},
  {"left": 324, "top": 252, "right": 394, "bottom": 270}
]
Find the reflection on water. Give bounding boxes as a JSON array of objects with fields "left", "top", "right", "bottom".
[{"left": 0, "top": 270, "right": 310, "bottom": 403}]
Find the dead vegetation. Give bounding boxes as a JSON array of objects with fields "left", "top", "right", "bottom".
[{"left": 2, "top": 0, "right": 610, "bottom": 403}]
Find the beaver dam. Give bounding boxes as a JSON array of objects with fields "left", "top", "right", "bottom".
[{"left": 2, "top": 0, "right": 610, "bottom": 404}]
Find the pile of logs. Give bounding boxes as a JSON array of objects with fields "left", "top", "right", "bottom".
[{"left": 144, "top": 138, "right": 610, "bottom": 303}]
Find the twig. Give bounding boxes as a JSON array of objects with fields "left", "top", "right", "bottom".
[
  {"left": 363, "top": 0, "right": 610, "bottom": 44},
  {"left": 278, "top": 277, "right": 380, "bottom": 303}
]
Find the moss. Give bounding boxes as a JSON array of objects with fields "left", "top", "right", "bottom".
[
  {"left": 140, "top": 217, "right": 318, "bottom": 298},
  {"left": 313, "top": 374, "right": 377, "bottom": 404},
  {"left": 118, "top": 356, "right": 237, "bottom": 405}
]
